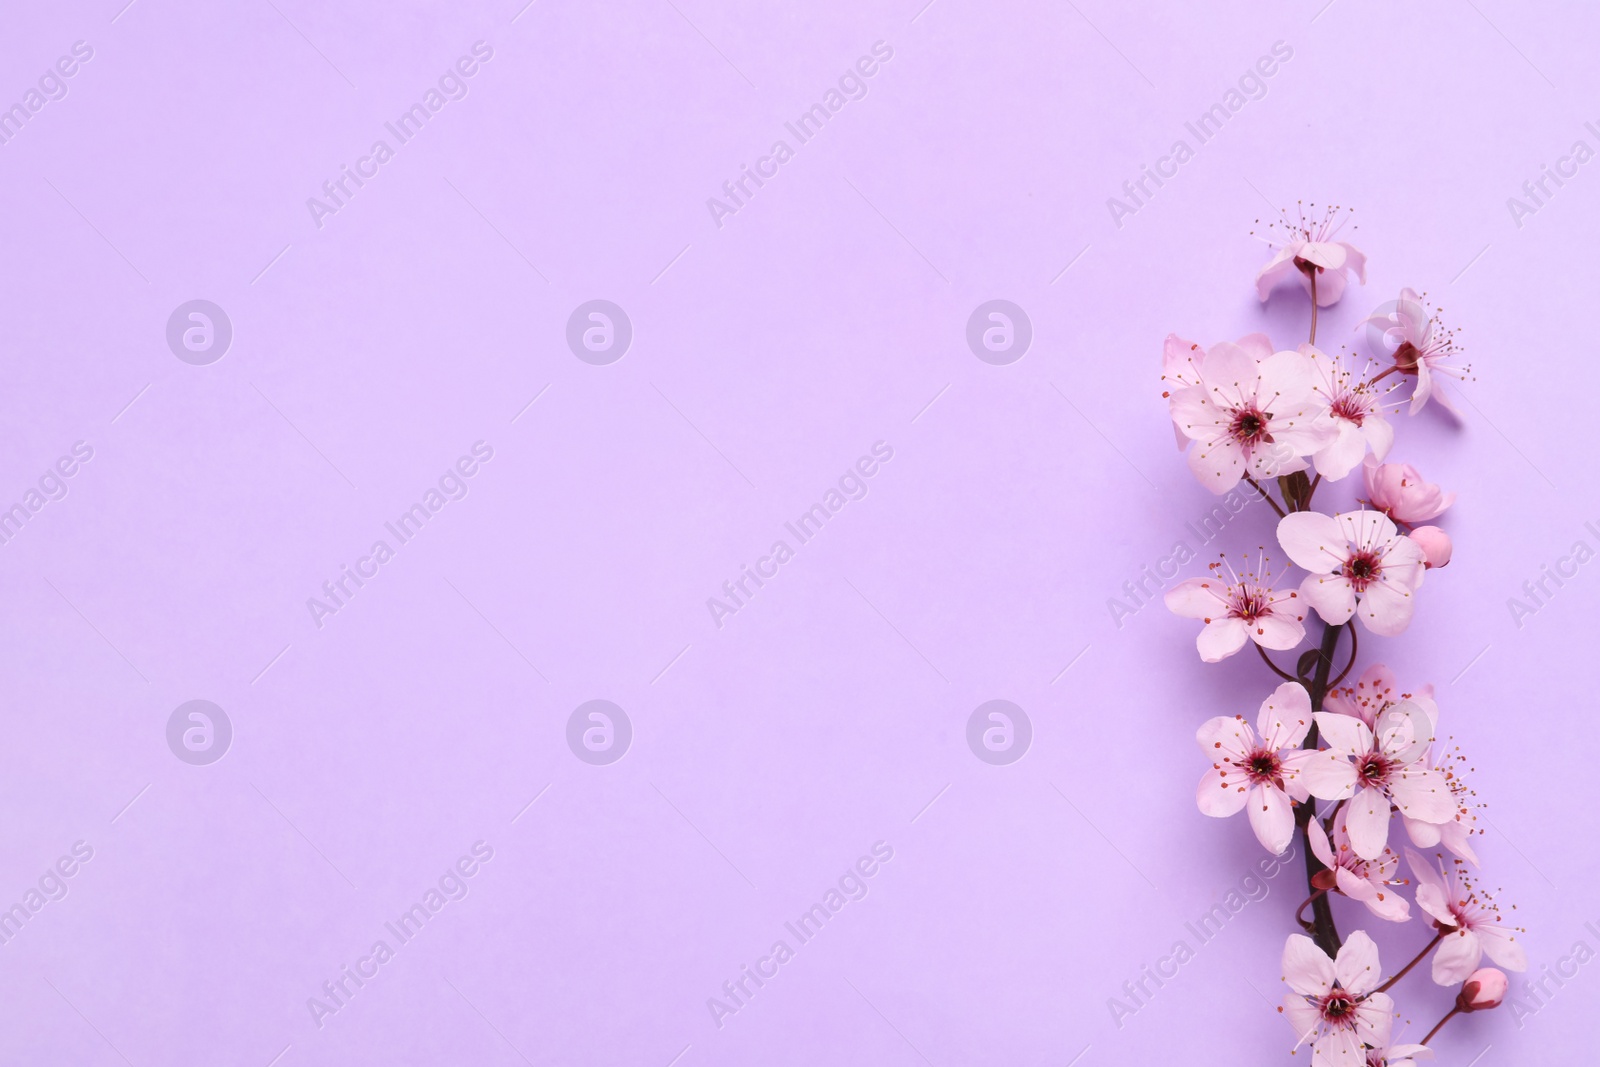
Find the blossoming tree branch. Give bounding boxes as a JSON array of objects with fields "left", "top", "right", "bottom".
[{"left": 1160, "top": 204, "right": 1522, "bottom": 1065}]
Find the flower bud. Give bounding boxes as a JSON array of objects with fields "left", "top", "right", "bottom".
[
  {"left": 1409, "top": 526, "right": 1452, "bottom": 569},
  {"left": 1363, "top": 455, "right": 1455, "bottom": 524},
  {"left": 1457, "top": 967, "right": 1508, "bottom": 1011}
]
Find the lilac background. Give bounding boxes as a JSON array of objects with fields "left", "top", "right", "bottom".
[{"left": 2, "top": 0, "right": 1596, "bottom": 1063}]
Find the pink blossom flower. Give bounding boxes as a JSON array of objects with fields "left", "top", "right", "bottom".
[
  {"left": 1255, "top": 204, "right": 1367, "bottom": 307},
  {"left": 1410, "top": 527, "right": 1452, "bottom": 570},
  {"left": 1277, "top": 511, "right": 1428, "bottom": 636},
  {"left": 1169, "top": 343, "right": 1333, "bottom": 493},
  {"left": 1308, "top": 816, "right": 1410, "bottom": 923},
  {"left": 1195, "top": 682, "right": 1315, "bottom": 854},
  {"left": 1407, "top": 850, "right": 1528, "bottom": 984},
  {"left": 1303, "top": 345, "right": 1395, "bottom": 480},
  {"left": 1281, "top": 931, "right": 1393, "bottom": 1065},
  {"left": 1321, "top": 668, "right": 1477, "bottom": 863},
  {"left": 1460, "top": 967, "right": 1508, "bottom": 1010},
  {"left": 1164, "top": 554, "right": 1306, "bottom": 662},
  {"left": 1362, "top": 456, "right": 1455, "bottom": 525},
  {"left": 1162, "top": 332, "right": 1273, "bottom": 450},
  {"left": 1302, "top": 704, "right": 1454, "bottom": 861},
  {"left": 1362, "top": 288, "right": 1472, "bottom": 414}
]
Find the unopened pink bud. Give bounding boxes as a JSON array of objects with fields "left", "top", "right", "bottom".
[
  {"left": 1410, "top": 526, "right": 1452, "bottom": 569},
  {"left": 1459, "top": 967, "right": 1508, "bottom": 1011}
]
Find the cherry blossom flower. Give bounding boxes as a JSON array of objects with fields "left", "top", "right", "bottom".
[
  {"left": 1362, "top": 289, "right": 1472, "bottom": 414},
  {"left": 1281, "top": 931, "right": 1393, "bottom": 1066},
  {"left": 1169, "top": 342, "right": 1333, "bottom": 493},
  {"left": 1277, "top": 511, "right": 1428, "bottom": 636},
  {"left": 1362, "top": 456, "right": 1455, "bottom": 525},
  {"left": 1164, "top": 553, "right": 1306, "bottom": 662},
  {"left": 1407, "top": 850, "right": 1528, "bottom": 984},
  {"left": 1309, "top": 815, "right": 1410, "bottom": 923},
  {"left": 1254, "top": 203, "right": 1367, "bottom": 307},
  {"left": 1320, "top": 667, "right": 1477, "bottom": 861},
  {"left": 1302, "top": 704, "right": 1454, "bottom": 861},
  {"left": 1195, "top": 682, "right": 1315, "bottom": 854},
  {"left": 1409, "top": 527, "right": 1451, "bottom": 570},
  {"left": 1303, "top": 345, "right": 1394, "bottom": 480}
]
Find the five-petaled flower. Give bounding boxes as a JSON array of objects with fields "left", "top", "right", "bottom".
[
  {"left": 1169, "top": 342, "right": 1333, "bottom": 492},
  {"left": 1164, "top": 555, "right": 1306, "bottom": 662},
  {"left": 1304, "top": 345, "right": 1395, "bottom": 480},
  {"left": 1362, "top": 288, "right": 1472, "bottom": 414},
  {"left": 1308, "top": 815, "right": 1411, "bottom": 923},
  {"left": 1407, "top": 850, "right": 1528, "bottom": 984},
  {"left": 1255, "top": 204, "right": 1367, "bottom": 307},
  {"left": 1281, "top": 931, "right": 1393, "bottom": 1067},
  {"left": 1302, "top": 704, "right": 1454, "bottom": 861},
  {"left": 1277, "top": 510, "right": 1428, "bottom": 636},
  {"left": 1195, "top": 682, "right": 1315, "bottom": 854}
]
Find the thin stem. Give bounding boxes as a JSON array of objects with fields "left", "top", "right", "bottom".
[
  {"left": 1329, "top": 622, "right": 1359, "bottom": 688},
  {"left": 1257, "top": 643, "right": 1298, "bottom": 683},
  {"left": 1421, "top": 1006, "right": 1461, "bottom": 1046},
  {"left": 1294, "top": 889, "right": 1326, "bottom": 932},
  {"left": 1295, "top": 621, "right": 1346, "bottom": 956},
  {"left": 1309, "top": 272, "right": 1319, "bottom": 345},
  {"left": 1302, "top": 473, "right": 1322, "bottom": 510},
  {"left": 1376, "top": 930, "right": 1444, "bottom": 994},
  {"left": 1244, "top": 475, "right": 1287, "bottom": 519}
]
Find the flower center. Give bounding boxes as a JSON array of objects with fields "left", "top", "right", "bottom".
[
  {"left": 1228, "top": 588, "right": 1268, "bottom": 622},
  {"left": 1228, "top": 407, "right": 1273, "bottom": 446},
  {"left": 1245, "top": 749, "right": 1281, "bottom": 785},
  {"left": 1356, "top": 752, "right": 1394, "bottom": 788},
  {"left": 1317, "top": 990, "right": 1359, "bottom": 1027},
  {"left": 1330, "top": 392, "right": 1368, "bottom": 426},
  {"left": 1294, "top": 256, "right": 1324, "bottom": 276},
  {"left": 1342, "top": 551, "right": 1382, "bottom": 591}
]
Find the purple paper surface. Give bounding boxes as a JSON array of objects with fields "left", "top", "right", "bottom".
[{"left": 1, "top": 0, "right": 1595, "bottom": 1063}]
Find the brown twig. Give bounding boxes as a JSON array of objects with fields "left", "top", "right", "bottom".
[
  {"left": 1257, "top": 643, "right": 1298, "bottom": 683},
  {"left": 1294, "top": 622, "right": 1346, "bottom": 956}
]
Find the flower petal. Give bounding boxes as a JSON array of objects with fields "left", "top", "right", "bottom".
[
  {"left": 1163, "top": 578, "right": 1228, "bottom": 619},
  {"left": 1431, "top": 927, "right": 1482, "bottom": 985},
  {"left": 1248, "top": 784, "right": 1296, "bottom": 854},
  {"left": 1282, "top": 933, "right": 1335, "bottom": 997},
  {"left": 1278, "top": 511, "right": 1348, "bottom": 573},
  {"left": 1355, "top": 576, "right": 1416, "bottom": 637},
  {"left": 1344, "top": 785, "right": 1393, "bottom": 861},
  {"left": 1197, "top": 618, "right": 1250, "bottom": 662},
  {"left": 1258, "top": 682, "right": 1313, "bottom": 749},
  {"left": 1334, "top": 929, "right": 1383, "bottom": 995}
]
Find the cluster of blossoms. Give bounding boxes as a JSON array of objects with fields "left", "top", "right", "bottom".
[{"left": 1160, "top": 205, "right": 1521, "bottom": 1064}]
